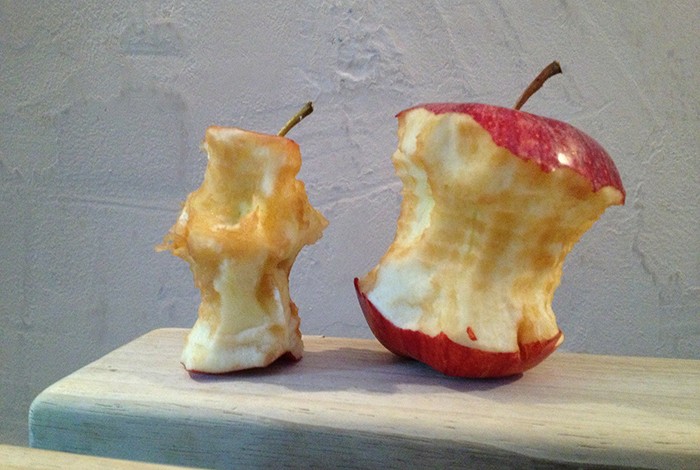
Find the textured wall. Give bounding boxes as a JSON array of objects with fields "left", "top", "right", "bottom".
[{"left": 1, "top": 1, "right": 698, "bottom": 446}]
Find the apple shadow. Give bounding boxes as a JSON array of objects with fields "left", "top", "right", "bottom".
[
  {"left": 179, "top": 342, "right": 675, "bottom": 423},
  {"left": 186, "top": 344, "right": 522, "bottom": 394},
  {"left": 138, "top": 331, "right": 695, "bottom": 445}
]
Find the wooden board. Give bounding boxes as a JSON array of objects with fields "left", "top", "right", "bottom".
[
  {"left": 0, "top": 444, "right": 193, "bottom": 469},
  {"left": 29, "top": 328, "right": 700, "bottom": 469}
]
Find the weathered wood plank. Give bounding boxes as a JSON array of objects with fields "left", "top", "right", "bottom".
[
  {"left": 0, "top": 444, "right": 193, "bottom": 469},
  {"left": 28, "top": 328, "right": 700, "bottom": 469}
]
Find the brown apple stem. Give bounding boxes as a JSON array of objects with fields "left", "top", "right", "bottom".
[
  {"left": 514, "top": 61, "right": 562, "bottom": 111},
  {"left": 278, "top": 101, "right": 314, "bottom": 137}
]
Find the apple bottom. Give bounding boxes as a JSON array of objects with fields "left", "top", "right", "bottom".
[
  {"left": 185, "top": 351, "right": 302, "bottom": 376},
  {"left": 354, "top": 278, "right": 562, "bottom": 378}
]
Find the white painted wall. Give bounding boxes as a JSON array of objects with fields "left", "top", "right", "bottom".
[{"left": 1, "top": 1, "right": 698, "bottom": 446}]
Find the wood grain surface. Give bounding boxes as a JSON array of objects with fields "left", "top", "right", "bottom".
[
  {"left": 0, "top": 444, "right": 193, "bottom": 469},
  {"left": 28, "top": 329, "right": 700, "bottom": 469}
]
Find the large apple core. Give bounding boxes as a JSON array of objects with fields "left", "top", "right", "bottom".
[{"left": 357, "top": 106, "right": 624, "bottom": 377}]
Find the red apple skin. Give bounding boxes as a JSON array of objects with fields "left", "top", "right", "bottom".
[
  {"left": 355, "top": 279, "right": 562, "bottom": 378},
  {"left": 400, "top": 103, "right": 625, "bottom": 200}
]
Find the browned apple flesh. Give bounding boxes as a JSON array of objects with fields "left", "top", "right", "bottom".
[{"left": 159, "top": 126, "right": 327, "bottom": 373}]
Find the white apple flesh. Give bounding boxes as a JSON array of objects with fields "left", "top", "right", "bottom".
[{"left": 356, "top": 103, "right": 625, "bottom": 378}]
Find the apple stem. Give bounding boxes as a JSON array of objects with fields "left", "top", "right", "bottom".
[
  {"left": 514, "top": 61, "right": 562, "bottom": 111},
  {"left": 278, "top": 101, "right": 314, "bottom": 137}
]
